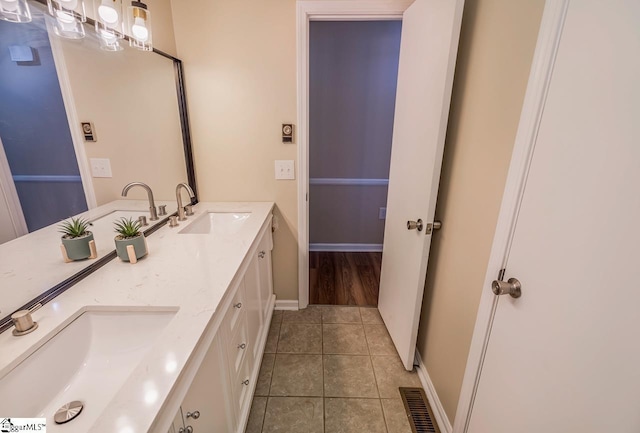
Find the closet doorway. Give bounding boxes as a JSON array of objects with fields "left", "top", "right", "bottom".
[{"left": 308, "top": 20, "right": 402, "bottom": 306}]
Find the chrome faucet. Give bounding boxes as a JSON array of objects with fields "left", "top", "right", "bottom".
[
  {"left": 176, "top": 182, "right": 195, "bottom": 221},
  {"left": 122, "top": 182, "right": 159, "bottom": 221}
]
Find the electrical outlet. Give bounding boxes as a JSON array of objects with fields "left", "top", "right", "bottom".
[
  {"left": 379, "top": 207, "right": 387, "bottom": 220},
  {"left": 90, "top": 158, "right": 112, "bottom": 178},
  {"left": 275, "top": 160, "right": 295, "bottom": 180}
]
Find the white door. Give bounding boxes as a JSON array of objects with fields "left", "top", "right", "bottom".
[
  {"left": 467, "top": 1, "right": 640, "bottom": 431},
  {"left": 378, "top": 0, "right": 464, "bottom": 370}
]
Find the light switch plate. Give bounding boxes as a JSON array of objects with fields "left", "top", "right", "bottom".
[
  {"left": 90, "top": 158, "right": 112, "bottom": 178},
  {"left": 275, "top": 160, "right": 295, "bottom": 180}
]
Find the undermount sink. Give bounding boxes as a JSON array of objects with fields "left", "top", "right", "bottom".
[
  {"left": 179, "top": 212, "right": 251, "bottom": 235},
  {"left": 0, "top": 309, "right": 177, "bottom": 430}
]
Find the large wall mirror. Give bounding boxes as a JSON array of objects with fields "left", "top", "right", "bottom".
[{"left": 0, "top": 1, "right": 196, "bottom": 328}]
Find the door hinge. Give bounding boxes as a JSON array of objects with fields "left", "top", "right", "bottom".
[{"left": 306, "top": 192, "right": 308, "bottom": 202}]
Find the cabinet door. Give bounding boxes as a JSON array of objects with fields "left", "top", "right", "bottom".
[
  {"left": 181, "top": 333, "right": 235, "bottom": 433},
  {"left": 256, "top": 229, "right": 273, "bottom": 322},
  {"left": 167, "top": 408, "right": 184, "bottom": 433},
  {"left": 243, "top": 255, "right": 262, "bottom": 362}
]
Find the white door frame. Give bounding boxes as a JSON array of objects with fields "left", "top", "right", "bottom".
[
  {"left": 47, "top": 22, "right": 98, "bottom": 210},
  {"left": 452, "top": 0, "right": 569, "bottom": 431},
  {"left": 0, "top": 136, "right": 28, "bottom": 238},
  {"left": 296, "top": 0, "right": 413, "bottom": 308}
]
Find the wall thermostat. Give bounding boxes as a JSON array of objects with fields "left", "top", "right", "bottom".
[
  {"left": 81, "top": 122, "right": 97, "bottom": 142},
  {"left": 282, "top": 123, "right": 294, "bottom": 143}
]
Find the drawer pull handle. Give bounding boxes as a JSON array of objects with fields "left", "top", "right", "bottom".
[
  {"left": 186, "top": 411, "right": 200, "bottom": 419},
  {"left": 258, "top": 251, "right": 266, "bottom": 259},
  {"left": 238, "top": 343, "right": 247, "bottom": 350},
  {"left": 234, "top": 302, "right": 242, "bottom": 309},
  {"left": 242, "top": 379, "right": 250, "bottom": 386}
]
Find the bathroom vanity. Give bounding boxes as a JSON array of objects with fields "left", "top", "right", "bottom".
[{"left": 0, "top": 201, "right": 276, "bottom": 433}]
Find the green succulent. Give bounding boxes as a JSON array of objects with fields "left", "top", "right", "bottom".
[
  {"left": 114, "top": 217, "right": 142, "bottom": 239},
  {"left": 59, "top": 217, "right": 90, "bottom": 239}
]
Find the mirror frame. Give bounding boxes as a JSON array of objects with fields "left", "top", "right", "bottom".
[{"left": 0, "top": 1, "right": 197, "bottom": 333}]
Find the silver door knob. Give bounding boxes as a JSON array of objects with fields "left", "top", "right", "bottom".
[
  {"left": 186, "top": 411, "right": 200, "bottom": 419},
  {"left": 407, "top": 219, "right": 423, "bottom": 231},
  {"left": 491, "top": 278, "right": 522, "bottom": 298}
]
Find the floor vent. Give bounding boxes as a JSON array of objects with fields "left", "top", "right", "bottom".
[{"left": 399, "top": 387, "right": 440, "bottom": 433}]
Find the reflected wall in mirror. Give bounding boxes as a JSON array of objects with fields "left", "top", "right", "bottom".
[
  {"left": 0, "top": 3, "right": 187, "bottom": 245},
  {"left": 0, "top": 1, "right": 195, "bottom": 327}
]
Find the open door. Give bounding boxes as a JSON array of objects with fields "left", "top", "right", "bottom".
[{"left": 378, "top": 0, "right": 464, "bottom": 370}]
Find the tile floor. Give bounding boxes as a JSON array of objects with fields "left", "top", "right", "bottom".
[{"left": 245, "top": 306, "right": 423, "bottom": 433}]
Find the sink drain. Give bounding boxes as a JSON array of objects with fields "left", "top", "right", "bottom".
[{"left": 54, "top": 401, "right": 84, "bottom": 424}]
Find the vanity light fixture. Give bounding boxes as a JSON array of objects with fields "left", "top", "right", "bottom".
[
  {"left": 48, "top": 0, "right": 87, "bottom": 39},
  {"left": 126, "top": 0, "right": 152, "bottom": 51},
  {"left": 94, "top": 0, "right": 124, "bottom": 50},
  {"left": 0, "top": 0, "right": 32, "bottom": 23}
]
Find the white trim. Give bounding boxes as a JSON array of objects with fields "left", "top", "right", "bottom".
[
  {"left": 297, "top": 0, "right": 412, "bottom": 309},
  {"left": 452, "top": 1, "right": 569, "bottom": 432},
  {"left": 275, "top": 300, "right": 299, "bottom": 311},
  {"left": 310, "top": 178, "right": 389, "bottom": 186},
  {"left": 414, "top": 350, "right": 452, "bottom": 433},
  {"left": 48, "top": 25, "right": 98, "bottom": 210},
  {"left": 309, "top": 243, "right": 383, "bottom": 252},
  {"left": 0, "top": 136, "right": 28, "bottom": 237}
]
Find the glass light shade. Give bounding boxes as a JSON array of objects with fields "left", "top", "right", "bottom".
[
  {"left": 0, "top": 0, "right": 32, "bottom": 23},
  {"left": 94, "top": 0, "right": 123, "bottom": 37},
  {"left": 98, "top": 29, "right": 123, "bottom": 51},
  {"left": 48, "top": 0, "right": 86, "bottom": 22},
  {"left": 127, "top": 2, "right": 152, "bottom": 51},
  {"left": 48, "top": 0, "right": 86, "bottom": 39}
]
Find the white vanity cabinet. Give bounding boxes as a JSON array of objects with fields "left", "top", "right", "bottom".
[{"left": 172, "top": 216, "right": 275, "bottom": 433}]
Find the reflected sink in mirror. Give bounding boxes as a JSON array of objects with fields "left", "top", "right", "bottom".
[
  {"left": 179, "top": 212, "right": 251, "bottom": 235},
  {"left": 0, "top": 309, "right": 177, "bottom": 430}
]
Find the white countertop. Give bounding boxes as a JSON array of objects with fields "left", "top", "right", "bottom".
[
  {"left": 0, "top": 201, "right": 275, "bottom": 433},
  {"left": 0, "top": 199, "right": 178, "bottom": 317}
]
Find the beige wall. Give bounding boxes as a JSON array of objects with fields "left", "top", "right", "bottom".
[
  {"left": 416, "top": 0, "right": 545, "bottom": 423},
  {"left": 56, "top": 37, "right": 186, "bottom": 205},
  {"left": 170, "top": 0, "right": 299, "bottom": 300}
]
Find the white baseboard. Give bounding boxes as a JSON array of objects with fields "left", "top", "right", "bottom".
[
  {"left": 414, "top": 350, "right": 453, "bottom": 433},
  {"left": 275, "top": 300, "right": 299, "bottom": 310},
  {"left": 309, "top": 243, "right": 383, "bottom": 252}
]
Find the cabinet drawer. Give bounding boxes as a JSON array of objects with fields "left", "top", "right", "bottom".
[
  {"left": 226, "top": 311, "right": 250, "bottom": 380},
  {"left": 222, "top": 281, "right": 246, "bottom": 338},
  {"left": 230, "top": 348, "right": 252, "bottom": 417}
]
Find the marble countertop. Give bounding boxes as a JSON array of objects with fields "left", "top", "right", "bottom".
[
  {"left": 0, "top": 201, "right": 275, "bottom": 433},
  {"left": 0, "top": 199, "right": 179, "bottom": 317}
]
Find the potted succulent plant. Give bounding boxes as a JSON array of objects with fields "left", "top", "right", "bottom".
[
  {"left": 114, "top": 217, "right": 148, "bottom": 262},
  {"left": 59, "top": 217, "right": 95, "bottom": 261}
]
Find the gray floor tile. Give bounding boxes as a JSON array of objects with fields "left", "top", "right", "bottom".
[
  {"left": 323, "top": 355, "right": 378, "bottom": 398},
  {"left": 360, "top": 307, "right": 384, "bottom": 324},
  {"left": 245, "top": 396, "right": 267, "bottom": 433},
  {"left": 255, "top": 353, "right": 275, "bottom": 396},
  {"left": 282, "top": 306, "right": 322, "bottom": 323},
  {"left": 321, "top": 306, "right": 362, "bottom": 324},
  {"left": 324, "top": 398, "right": 387, "bottom": 433},
  {"left": 364, "top": 324, "right": 397, "bottom": 355},
  {"left": 270, "top": 354, "right": 323, "bottom": 396},
  {"left": 371, "top": 355, "right": 422, "bottom": 399},
  {"left": 277, "top": 323, "right": 322, "bottom": 353},
  {"left": 381, "top": 399, "right": 413, "bottom": 433},
  {"left": 264, "top": 321, "right": 281, "bottom": 354},
  {"left": 323, "top": 324, "right": 368, "bottom": 355},
  {"left": 262, "top": 397, "right": 323, "bottom": 433}
]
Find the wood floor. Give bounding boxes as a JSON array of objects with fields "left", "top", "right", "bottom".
[{"left": 309, "top": 251, "right": 382, "bottom": 306}]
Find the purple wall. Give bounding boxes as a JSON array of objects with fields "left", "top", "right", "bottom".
[{"left": 309, "top": 20, "right": 401, "bottom": 245}]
